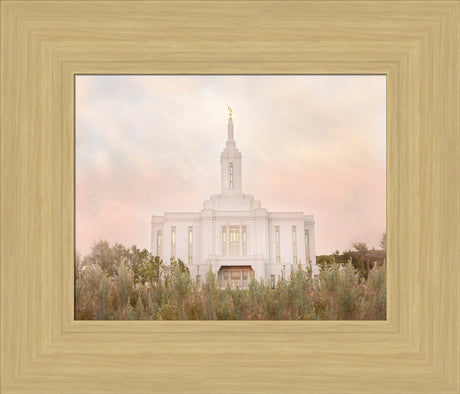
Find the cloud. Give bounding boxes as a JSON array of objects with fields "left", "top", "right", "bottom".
[{"left": 76, "top": 75, "right": 386, "bottom": 255}]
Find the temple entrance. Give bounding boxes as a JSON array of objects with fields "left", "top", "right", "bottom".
[{"left": 218, "top": 266, "right": 254, "bottom": 289}]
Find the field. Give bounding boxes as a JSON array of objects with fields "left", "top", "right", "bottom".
[{"left": 75, "top": 241, "right": 386, "bottom": 320}]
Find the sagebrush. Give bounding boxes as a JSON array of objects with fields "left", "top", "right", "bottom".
[{"left": 75, "top": 240, "right": 386, "bottom": 320}]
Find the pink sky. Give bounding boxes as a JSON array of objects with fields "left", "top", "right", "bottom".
[{"left": 76, "top": 75, "right": 386, "bottom": 256}]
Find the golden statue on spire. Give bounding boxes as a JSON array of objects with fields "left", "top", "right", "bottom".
[{"left": 227, "top": 104, "right": 232, "bottom": 118}]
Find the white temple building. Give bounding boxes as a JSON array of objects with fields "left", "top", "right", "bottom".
[{"left": 151, "top": 109, "right": 319, "bottom": 288}]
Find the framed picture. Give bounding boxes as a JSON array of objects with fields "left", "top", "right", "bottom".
[
  {"left": 75, "top": 74, "right": 387, "bottom": 321},
  {"left": 1, "top": 1, "right": 458, "bottom": 393}
]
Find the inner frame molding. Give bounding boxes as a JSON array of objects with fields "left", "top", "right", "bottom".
[{"left": 63, "top": 60, "right": 399, "bottom": 334}]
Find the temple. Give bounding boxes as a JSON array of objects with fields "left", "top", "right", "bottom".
[{"left": 151, "top": 110, "right": 319, "bottom": 288}]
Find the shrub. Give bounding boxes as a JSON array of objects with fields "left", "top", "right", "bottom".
[{"left": 75, "top": 241, "right": 386, "bottom": 320}]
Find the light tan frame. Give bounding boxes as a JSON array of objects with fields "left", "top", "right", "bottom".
[{"left": 1, "top": 1, "right": 459, "bottom": 393}]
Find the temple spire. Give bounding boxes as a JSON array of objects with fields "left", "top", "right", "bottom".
[
  {"left": 227, "top": 105, "right": 234, "bottom": 141},
  {"left": 228, "top": 117, "right": 234, "bottom": 141},
  {"left": 221, "top": 108, "right": 242, "bottom": 194}
]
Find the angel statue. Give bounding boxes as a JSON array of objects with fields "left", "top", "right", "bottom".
[{"left": 227, "top": 105, "right": 232, "bottom": 118}]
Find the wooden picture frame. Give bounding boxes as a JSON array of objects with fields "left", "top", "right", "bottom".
[{"left": 1, "top": 1, "right": 458, "bottom": 392}]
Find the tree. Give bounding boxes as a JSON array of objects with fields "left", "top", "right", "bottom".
[
  {"left": 126, "top": 245, "right": 150, "bottom": 283},
  {"left": 75, "top": 251, "right": 83, "bottom": 278},
  {"left": 351, "top": 242, "right": 368, "bottom": 252},
  {"left": 203, "top": 269, "right": 218, "bottom": 320},
  {"left": 83, "top": 240, "right": 119, "bottom": 277},
  {"left": 117, "top": 262, "right": 134, "bottom": 319},
  {"left": 380, "top": 232, "right": 387, "bottom": 251},
  {"left": 140, "top": 255, "right": 163, "bottom": 286}
]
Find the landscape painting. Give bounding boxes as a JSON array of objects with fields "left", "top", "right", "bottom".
[{"left": 75, "top": 75, "right": 386, "bottom": 320}]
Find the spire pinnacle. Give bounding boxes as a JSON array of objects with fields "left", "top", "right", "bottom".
[
  {"left": 227, "top": 116, "right": 234, "bottom": 141},
  {"left": 227, "top": 104, "right": 232, "bottom": 118}
]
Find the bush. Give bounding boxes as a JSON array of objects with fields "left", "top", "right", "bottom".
[{"left": 75, "top": 241, "right": 386, "bottom": 320}]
